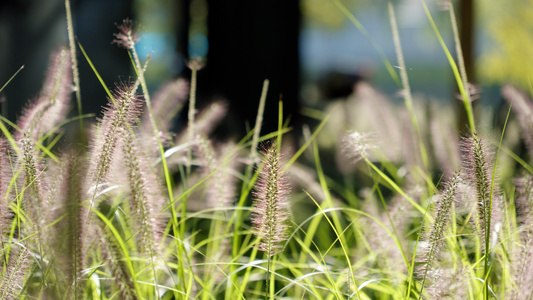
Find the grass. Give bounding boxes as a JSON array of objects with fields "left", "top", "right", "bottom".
[{"left": 0, "top": 2, "right": 532, "bottom": 299}]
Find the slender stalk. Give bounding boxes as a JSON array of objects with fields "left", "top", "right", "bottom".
[
  {"left": 482, "top": 104, "right": 510, "bottom": 299},
  {"left": 248, "top": 79, "right": 270, "bottom": 178},
  {"left": 448, "top": 1, "right": 476, "bottom": 134},
  {"left": 186, "top": 62, "right": 199, "bottom": 177},
  {"left": 129, "top": 42, "right": 168, "bottom": 300},
  {"left": 331, "top": 0, "right": 400, "bottom": 86},
  {"left": 65, "top": 0, "right": 84, "bottom": 139},
  {"left": 388, "top": 1, "right": 430, "bottom": 173},
  {"left": 0, "top": 65, "right": 24, "bottom": 95},
  {"left": 133, "top": 61, "right": 188, "bottom": 294},
  {"left": 266, "top": 256, "right": 271, "bottom": 299}
]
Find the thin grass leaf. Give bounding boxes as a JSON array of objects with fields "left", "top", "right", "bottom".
[
  {"left": 91, "top": 208, "right": 140, "bottom": 298},
  {"left": 422, "top": 0, "right": 475, "bottom": 132},
  {"left": 0, "top": 65, "right": 24, "bottom": 95},
  {"left": 331, "top": 0, "right": 400, "bottom": 86},
  {"left": 76, "top": 39, "right": 114, "bottom": 102}
]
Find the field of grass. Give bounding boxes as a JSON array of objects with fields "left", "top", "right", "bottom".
[{"left": 0, "top": 1, "right": 532, "bottom": 299}]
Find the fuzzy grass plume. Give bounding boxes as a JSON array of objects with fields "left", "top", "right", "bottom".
[
  {"left": 0, "top": 139, "right": 11, "bottom": 234},
  {"left": 16, "top": 48, "right": 72, "bottom": 140},
  {"left": 251, "top": 143, "right": 290, "bottom": 257},
  {"left": 87, "top": 81, "right": 143, "bottom": 193},
  {"left": 55, "top": 153, "right": 87, "bottom": 299},
  {"left": 418, "top": 171, "right": 461, "bottom": 296},
  {"left": 19, "top": 134, "right": 47, "bottom": 244},
  {"left": 508, "top": 174, "right": 533, "bottom": 299},
  {"left": 502, "top": 85, "right": 533, "bottom": 159},
  {"left": 251, "top": 142, "right": 290, "bottom": 299},
  {"left": 112, "top": 19, "right": 138, "bottom": 50},
  {"left": 0, "top": 247, "right": 30, "bottom": 300},
  {"left": 122, "top": 129, "right": 163, "bottom": 257},
  {"left": 97, "top": 223, "right": 137, "bottom": 300},
  {"left": 460, "top": 132, "right": 501, "bottom": 255}
]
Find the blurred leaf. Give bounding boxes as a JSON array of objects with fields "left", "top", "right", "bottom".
[
  {"left": 302, "top": 0, "right": 359, "bottom": 28},
  {"left": 479, "top": 0, "right": 533, "bottom": 91}
]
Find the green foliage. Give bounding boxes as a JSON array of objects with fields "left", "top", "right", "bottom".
[{"left": 479, "top": 0, "right": 533, "bottom": 92}]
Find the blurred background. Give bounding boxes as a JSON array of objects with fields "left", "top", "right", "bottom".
[{"left": 0, "top": 0, "right": 531, "bottom": 134}]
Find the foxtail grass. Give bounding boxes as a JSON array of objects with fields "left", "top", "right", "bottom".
[
  {"left": 16, "top": 48, "right": 72, "bottom": 141},
  {"left": 0, "top": 247, "right": 29, "bottom": 300},
  {"left": 64, "top": 0, "right": 83, "bottom": 137},
  {"left": 418, "top": 171, "right": 461, "bottom": 296},
  {"left": 2, "top": 6, "right": 533, "bottom": 299},
  {"left": 252, "top": 142, "right": 290, "bottom": 299},
  {"left": 87, "top": 81, "right": 143, "bottom": 198}
]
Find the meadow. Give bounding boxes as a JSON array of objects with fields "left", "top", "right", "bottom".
[{"left": 0, "top": 1, "right": 532, "bottom": 299}]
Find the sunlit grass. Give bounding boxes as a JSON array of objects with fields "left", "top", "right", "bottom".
[{"left": 0, "top": 2, "right": 531, "bottom": 300}]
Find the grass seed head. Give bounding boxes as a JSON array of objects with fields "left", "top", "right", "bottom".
[
  {"left": 341, "top": 131, "right": 375, "bottom": 163},
  {"left": 251, "top": 143, "right": 290, "bottom": 257},
  {"left": 113, "top": 18, "right": 138, "bottom": 50}
]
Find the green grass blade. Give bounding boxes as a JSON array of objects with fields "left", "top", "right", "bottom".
[
  {"left": 331, "top": 0, "right": 400, "bottom": 86},
  {"left": 283, "top": 113, "right": 330, "bottom": 171},
  {"left": 0, "top": 116, "right": 18, "bottom": 153},
  {"left": 0, "top": 65, "right": 24, "bottom": 95},
  {"left": 76, "top": 39, "right": 114, "bottom": 103},
  {"left": 422, "top": 0, "right": 476, "bottom": 132},
  {"left": 363, "top": 156, "right": 425, "bottom": 214},
  {"left": 91, "top": 208, "right": 141, "bottom": 295}
]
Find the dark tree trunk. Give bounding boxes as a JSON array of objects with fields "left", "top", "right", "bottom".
[
  {"left": 202, "top": 0, "right": 301, "bottom": 136},
  {"left": 457, "top": 0, "right": 475, "bottom": 134}
]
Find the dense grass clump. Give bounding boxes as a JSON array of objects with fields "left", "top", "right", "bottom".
[{"left": 1, "top": 2, "right": 533, "bottom": 299}]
